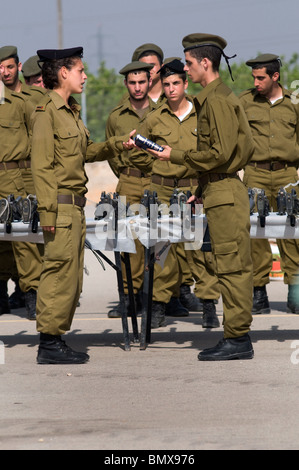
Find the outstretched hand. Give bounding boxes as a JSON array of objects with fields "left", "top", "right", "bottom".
[{"left": 123, "top": 129, "right": 137, "bottom": 150}]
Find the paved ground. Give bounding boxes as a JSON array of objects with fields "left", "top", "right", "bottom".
[{"left": 0, "top": 249, "right": 299, "bottom": 451}]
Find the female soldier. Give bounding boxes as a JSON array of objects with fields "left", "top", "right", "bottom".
[{"left": 31, "top": 47, "right": 134, "bottom": 364}]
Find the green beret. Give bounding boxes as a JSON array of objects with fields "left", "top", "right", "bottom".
[
  {"left": 163, "top": 57, "right": 182, "bottom": 64},
  {"left": 182, "top": 33, "right": 227, "bottom": 52},
  {"left": 158, "top": 59, "right": 185, "bottom": 74},
  {"left": 0, "top": 45, "right": 18, "bottom": 62},
  {"left": 22, "top": 55, "right": 41, "bottom": 77},
  {"left": 37, "top": 47, "right": 83, "bottom": 62},
  {"left": 131, "top": 43, "right": 164, "bottom": 62},
  {"left": 245, "top": 53, "right": 280, "bottom": 67},
  {"left": 119, "top": 61, "right": 154, "bottom": 76}
]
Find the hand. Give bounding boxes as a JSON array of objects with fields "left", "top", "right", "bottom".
[
  {"left": 42, "top": 226, "right": 55, "bottom": 234},
  {"left": 145, "top": 145, "right": 172, "bottom": 161},
  {"left": 187, "top": 194, "right": 203, "bottom": 205},
  {"left": 123, "top": 129, "right": 136, "bottom": 150}
]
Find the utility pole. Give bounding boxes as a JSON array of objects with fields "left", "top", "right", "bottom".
[{"left": 57, "top": 0, "right": 63, "bottom": 48}]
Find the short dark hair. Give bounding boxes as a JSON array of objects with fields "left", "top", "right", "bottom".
[
  {"left": 160, "top": 67, "right": 187, "bottom": 82},
  {"left": 41, "top": 56, "right": 81, "bottom": 89},
  {"left": 139, "top": 50, "right": 163, "bottom": 65},
  {"left": 251, "top": 60, "right": 280, "bottom": 79},
  {"left": 188, "top": 45, "right": 222, "bottom": 72}
]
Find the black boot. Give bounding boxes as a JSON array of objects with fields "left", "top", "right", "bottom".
[
  {"left": 198, "top": 333, "right": 254, "bottom": 361},
  {"left": 287, "top": 284, "right": 299, "bottom": 314},
  {"left": 151, "top": 301, "right": 166, "bottom": 328},
  {"left": 108, "top": 295, "right": 130, "bottom": 318},
  {"left": 0, "top": 280, "right": 10, "bottom": 315},
  {"left": 252, "top": 286, "right": 270, "bottom": 314},
  {"left": 179, "top": 285, "right": 203, "bottom": 312},
  {"left": 37, "top": 333, "right": 89, "bottom": 364},
  {"left": 9, "top": 278, "right": 25, "bottom": 309},
  {"left": 165, "top": 297, "right": 189, "bottom": 317},
  {"left": 24, "top": 289, "right": 37, "bottom": 320},
  {"left": 202, "top": 300, "right": 220, "bottom": 328}
]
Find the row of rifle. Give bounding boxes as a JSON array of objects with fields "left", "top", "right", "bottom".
[
  {"left": 249, "top": 187, "right": 299, "bottom": 227},
  {"left": 0, "top": 194, "right": 39, "bottom": 233}
]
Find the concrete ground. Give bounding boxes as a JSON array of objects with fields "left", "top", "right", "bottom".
[{"left": 0, "top": 248, "right": 299, "bottom": 451}]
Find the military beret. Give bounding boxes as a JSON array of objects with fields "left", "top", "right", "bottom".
[
  {"left": 245, "top": 53, "right": 280, "bottom": 67},
  {"left": 131, "top": 43, "right": 164, "bottom": 62},
  {"left": 0, "top": 45, "right": 18, "bottom": 62},
  {"left": 119, "top": 61, "right": 154, "bottom": 76},
  {"left": 158, "top": 59, "right": 185, "bottom": 74},
  {"left": 22, "top": 55, "right": 41, "bottom": 77},
  {"left": 182, "top": 33, "right": 227, "bottom": 52},
  {"left": 163, "top": 57, "right": 182, "bottom": 65},
  {"left": 37, "top": 47, "right": 83, "bottom": 62}
]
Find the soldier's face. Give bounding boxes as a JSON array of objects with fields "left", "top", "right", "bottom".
[
  {"left": 25, "top": 74, "right": 44, "bottom": 88},
  {"left": 125, "top": 72, "right": 150, "bottom": 101},
  {"left": 139, "top": 55, "right": 161, "bottom": 87},
  {"left": 252, "top": 67, "right": 278, "bottom": 97},
  {"left": 0, "top": 57, "right": 21, "bottom": 87},
  {"left": 65, "top": 59, "right": 87, "bottom": 94},
  {"left": 184, "top": 52, "right": 204, "bottom": 84},
  {"left": 162, "top": 74, "right": 188, "bottom": 103}
]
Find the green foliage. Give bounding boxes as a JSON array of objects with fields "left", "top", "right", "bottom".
[{"left": 82, "top": 55, "right": 299, "bottom": 140}]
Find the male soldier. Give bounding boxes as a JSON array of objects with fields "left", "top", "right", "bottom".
[
  {"left": 145, "top": 33, "right": 255, "bottom": 361},
  {"left": 131, "top": 59, "right": 220, "bottom": 328},
  {"left": 240, "top": 54, "right": 299, "bottom": 314},
  {"left": 0, "top": 46, "right": 44, "bottom": 319},
  {"left": 105, "top": 61, "right": 155, "bottom": 317},
  {"left": 22, "top": 55, "right": 44, "bottom": 88}
]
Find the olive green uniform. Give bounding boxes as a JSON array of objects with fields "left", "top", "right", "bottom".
[
  {"left": 0, "top": 86, "right": 42, "bottom": 293},
  {"left": 131, "top": 97, "right": 220, "bottom": 303},
  {"left": 31, "top": 90, "right": 130, "bottom": 335},
  {"left": 105, "top": 96, "right": 156, "bottom": 294},
  {"left": 170, "top": 78, "right": 255, "bottom": 338},
  {"left": 240, "top": 86, "right": 299, "bottom": 286}
]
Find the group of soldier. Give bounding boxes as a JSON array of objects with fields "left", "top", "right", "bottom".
[{"left": 1, "top": 31, "right": 299, "bottom": 364}]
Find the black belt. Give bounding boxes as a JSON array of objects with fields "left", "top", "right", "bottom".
[
  {"left": 248, "top": 161, "right": 297, "bottom": 171},
  {"left": 0, "top": 162, "right": 19, "bottom": 170},
  {"left": 198, "top": 172, "right": 239, "bottom": 187},
  {"left": 151, "top": 174, "right": 198, "bottom": 188},
  {"left": 120, "top": 168, "right": 149, "bottom": 178},
  {"left": 57, "top": 194, "right": 86, "bottom": 208}
]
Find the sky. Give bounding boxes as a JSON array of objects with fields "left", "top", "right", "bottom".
[{"left": 1, "top": 0, "right": 299, "bottom": 75}]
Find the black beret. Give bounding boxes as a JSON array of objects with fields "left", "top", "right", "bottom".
[
  {"left": 158, "top": 59, "right": 185, "bottom": 74},
  {"left": 245, "top": 53, "right": 280, "bottom": 67},
  {"left": 119, "top": 61, "right": 154, "bottom": 76},
  {"left": 37, "top": 47, "right": 83, "bottom": 62}
]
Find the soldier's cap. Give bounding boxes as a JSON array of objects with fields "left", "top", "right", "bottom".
[
  {"left": 163, "top": 57, "right": 182, "bottom": 65},
  {"left": 182, "top": 33, "right": 236, "bottom": 81},
  {"left": 37, "top": 47, "right": 83, "bottom": 63},
  {"left": 22, "top": 55, "right": 41, "bottom": 77},
  {"left": 158, "top": 59, "right": 185, "bottom": 74},
  {"left": 0, "top": 45, "right": 18, "bottom": 62},
  {"left": 131, "top": 43, "right": 164, "bottom": 62},
  {"left": 119, "top": 61, "right": 154, "bottom": 76},
  {"left": 245, "top": 53, "right": 281, "bottom": 67}
]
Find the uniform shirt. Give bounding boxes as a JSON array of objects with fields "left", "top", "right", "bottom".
[
  {"left": 0, "top": 85, "right": 30, "bottom": 162},
  {"left": 170, "top": 78, "right": 255, "bottom": 174},
  {"left": 31, "top": 90, "right": 129, "bottom": 226},
  {"left": 239, "top": 85, "right": 299, "bottom": 164},
  {"left": 105, "top": 95, "right": 157, "bottom": 177},
  {"left": 130, "top": 96, "right": 199, "bottom": 179}
]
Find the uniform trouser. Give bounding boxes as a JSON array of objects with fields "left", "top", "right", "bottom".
[
  {"left": 0, "top": 167, "right": 42, "bottom": 292},
  {"left": 116, "top": 172, "right": 151, "bottom": 294},
  {"left": 243, "top": 165, "right": 299, "bottom": 286},
  {"left": 151, "top": 181, "right": 220, "bottom": 303},
  {"left": 203, "top": 177, "right": 253, "bottom": 338},
  {"left": 36, "top": 204, "right": 85, "bottom": 336}
]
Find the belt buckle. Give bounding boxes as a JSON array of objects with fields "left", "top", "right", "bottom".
[
  {"left": 270, "top": 162, "right": 275, "bottom": 171},
  {"left": 174, "top": 178, "right": 178, "bottom": 187}
]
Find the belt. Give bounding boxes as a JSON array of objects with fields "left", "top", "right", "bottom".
[
  {"left": 120, "top": 167, "right": 149, "bottom": 178},
  {"left": 248, "top": 161, "right": 297, "bottom": 171},
  {"left": 151, "top": 174, "right": 198, "bottom": 188},
  {"left": 198, "top": 172, "right": 238, "bottom": 187},
  {"left": 0, "top": 161, "right": 19, "bottom": 170},
  {"left": 57, "top": 194, "right": 86, "bottom": 208},
  {"left": 18, "top": 160, "right": 31, "bottom": 169}
]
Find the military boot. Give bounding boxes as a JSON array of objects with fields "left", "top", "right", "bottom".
[
  {"left": 37, "top": 333, "right": 89, "bottom": 364},
  {"left": 198, "top": 333, "right": 254, "bottom": 361},
  {"left": 165, "top": 297, "right": 189, "bottom": 317},
  {"left": 9, "top": 278, "right": 25, "bottom": 309},
  {"left": 151, "top": 301, "right": 166, "bottom": 329},
  {"left": 202, "top": 300, "right": 220, "bottom": 328},
  {"left": 0, "top": 280, "right": 10, "bottom": 315},
  {"left": 24, "top": 289, "right": 37, "bottom": 320},
  {"left": 252, "top": 286, "right": 271, "bottom": 314},
  {"left": 179, "top": 284, "right": 203, "bottom": 312},
  {"left": 287, "top": 284, "right": 299, "bottom": 314}
]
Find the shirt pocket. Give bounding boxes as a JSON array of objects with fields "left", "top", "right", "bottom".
[
  {"left": 246, "top": 112, "right": 268, "bottom": 137},
  {"left": 55, "top": 127, "right": 79, "bottom": 157},
  {"left": 151, "top": 126, "right": 172, "bottom": 146}
]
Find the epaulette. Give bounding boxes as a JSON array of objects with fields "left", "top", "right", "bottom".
[
  {"left": 239, "top": 88, "right": 255, "bottom": 99},
  {"left": 35, "top": 95, "right": 51, "bottom": 112}
]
